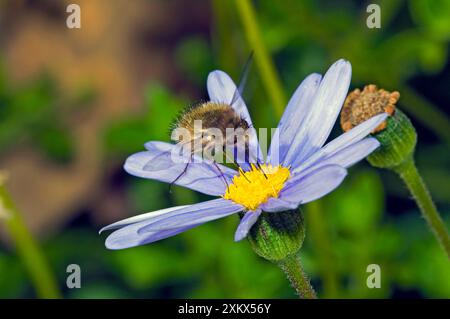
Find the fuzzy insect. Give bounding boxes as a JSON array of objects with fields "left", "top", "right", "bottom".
[
  {"left": 169, "top": 54, "right": 254, "bottom": 190},
  {"left": 172, "top": 101, "right": 251, "bottom": 159}
]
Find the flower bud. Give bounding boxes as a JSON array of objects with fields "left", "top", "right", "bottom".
[
  {"left": 247, "top": 209, "right": 305, "bottom": 262},
  {"left": 367, "top": 109, "right": 417, "bottom": 170}
]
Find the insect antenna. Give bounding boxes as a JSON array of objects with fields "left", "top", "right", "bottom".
[{"left": 238, "top": 166, "right": 251, "bottom": 183}]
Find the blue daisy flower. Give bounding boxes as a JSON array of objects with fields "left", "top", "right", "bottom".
[{"left": 101, "top": 59, "right": 387, "bottom": 249}]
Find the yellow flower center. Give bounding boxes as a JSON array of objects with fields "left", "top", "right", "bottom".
[{"left": 223, "top": 164, "right": 291, "bottom": 211}]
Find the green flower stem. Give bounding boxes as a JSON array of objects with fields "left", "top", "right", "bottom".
[
  {"left": 0, "top": 180, "right": 61, "bottom": 298},
  {"left": 234, "top": 0, "right": 286, "bottom": 117},
  {"left": 277, "top": 254, "right": 317, "bottom": 299},
  {"left": 394, "top": 158, "right": 450, "bottom": 258}
]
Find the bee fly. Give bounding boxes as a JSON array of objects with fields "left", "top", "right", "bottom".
[{"left": 169, "top": 53, "right": 255, "bottom": 190}]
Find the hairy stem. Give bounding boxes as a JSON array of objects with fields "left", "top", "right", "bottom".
[
  {"left": 394, "top": 158, "right": 450, "bottom": 258},
  {"left": 278, "top": 254, "right": 317, "bottom": 299}
]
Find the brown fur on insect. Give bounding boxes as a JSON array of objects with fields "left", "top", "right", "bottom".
[{"left": 172, "top": 102, "right": 250, "bottom": 157}]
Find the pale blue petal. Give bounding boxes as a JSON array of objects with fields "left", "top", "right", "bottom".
[
  {"left": 125, "top": 141, "right": 237, "bottom": 196},
  {"left": 207, "top": 71, "right": 238, "bottom": 108},
  {"left": 138, "top": 198, "right": 243, "bottom": 233},
  {"left": 103, "top": 203, "right": 201, "bottom": 249},
  {"left": 283, "top": 59, "right": 352, "bottom": 167},
  {"left": 280, "top": 165, "right": 347, "bottom": 205},
  {"left": 259, "top": 198, "right": 297, "bottom": 213},
  {"left": 293, "top": 113, "right": 387, "bottom": 173},
  {"left": 234, "top": 210, "right": 262, "bottom": 242},
  {"left": 300, "top": 138, "right": 379, "bottom": 174},
  {"left": 105, "top": 221, "right": 199, "bottom": 250},
  {"left": 104, "top": 199, "right": 242, "bottom": 249},
  {"left": 99, "top": 205, "right": 189, "bottom": 233},
  {"left": 268, "top": 73, "right": 322, "bottom": 165}
]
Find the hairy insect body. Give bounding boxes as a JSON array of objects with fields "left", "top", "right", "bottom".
[{"left": 173, "top": 102, "right": 250, "bottom": 159}]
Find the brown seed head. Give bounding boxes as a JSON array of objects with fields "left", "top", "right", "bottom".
[{"left": 340, "top": 84, "right": 399, "bottom": 133}]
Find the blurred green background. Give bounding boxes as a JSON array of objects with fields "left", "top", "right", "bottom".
[{"left": 0, "top": 0, "right": 449, "bottom": 298}]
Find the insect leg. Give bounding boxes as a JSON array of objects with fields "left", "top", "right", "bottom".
[
  {"left": 223, "top": 147, "right": 251, "bottom": 183},
  {"left": 169, "top": 153, "right": 192, "bottom": 193},
  {"left": 256, "top": 161, "right": 268, "bottom": 179},
  {"left": 212, "top": 160, "right": 229, "bottom": 188}
]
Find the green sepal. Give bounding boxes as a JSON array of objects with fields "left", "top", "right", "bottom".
[
  {"left": 247, "top": 209, "right": 305, "bottom": 262},
  {"left": 368, "top": 109, "right": 417, "bottom": 170}
]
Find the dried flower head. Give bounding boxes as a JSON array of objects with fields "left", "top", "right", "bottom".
[{"left": 341, "top": 84, "right": 399, "bottom": 133}]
